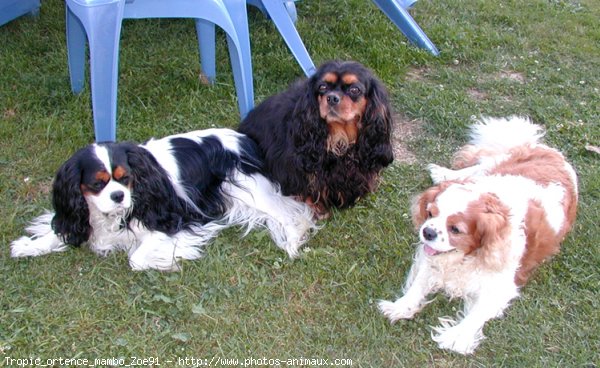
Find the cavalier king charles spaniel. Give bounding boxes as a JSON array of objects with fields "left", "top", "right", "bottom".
[
  {"left": 11, "top": 129, "right": 317, "bottom": 271},
  {"left": 379, "top": 116, "right": 578, "bottom": 354},
  {"left": 239, "top": 60, "right": 394, "bottom": 218}
]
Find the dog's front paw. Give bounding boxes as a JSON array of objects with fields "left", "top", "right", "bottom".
[
  {"left": 11, "top": 236, "right": 37, "bottom": 257},
  {"left": 427, "top": 164, "right": 453, "bottom": 184},
  {"left": 128, "top": 245, "right": 181, "bottom": 272},
  {"left": 279, "top": 237, "right": 302, "bottom": 259},
  {"left": 11, "top": 234, "right": 68, "bottom": 257},
  {"left": 378, "top": 299, "right": 420, "bottom": 323},
  {"left": 431, "top": 317, "right": 484, "bottom": 355}
]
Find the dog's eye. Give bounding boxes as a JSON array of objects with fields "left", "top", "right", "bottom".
[
  {"left": 449, "top": 225, "right": 461, "bottom": 234},
  {"left": 348, "top": 86, "right": 362, "bottom": 96},
  {"left": 318, "top": 83, "right": 328, "bottom": 93},
  {"left": 119, "top": 175, "right": 131, "bottom": 185},
  {"left": 90, "top": 181, "right": 107, "bottom": 192},
  {"left": 427, "top": 211, "right": 433, "bottom": 218}
]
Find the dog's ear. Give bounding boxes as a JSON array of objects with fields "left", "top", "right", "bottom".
[
  {"left": 473, "top": 193, "right": 511, "bottom": 269},
  {"left": 51, "top": 148, "right": 91, "bottom": 246},
  {"left": 290, "top": 77, "right": 328, "bottom": 172},
  {"left": 411, "top": 184, "right": 447, "bottom": 230},
  {"left": 124, "top": 144, "right": 188, "bottom": 234},
  {"left": 358, "top": 76, "right": 394, "bottom": 169}
]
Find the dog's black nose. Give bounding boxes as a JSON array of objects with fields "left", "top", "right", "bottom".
[
  {"left": 327, "top": 94, "right": 340, "bottom": 106},
  {"left": 111, "top": 191, "right": 125, "bottom": 203},
  {"left": 423, "top": 227, "right": 438, "bottom": 241}
]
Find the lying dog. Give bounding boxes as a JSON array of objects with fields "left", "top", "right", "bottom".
[
  {"left": 11, "top": 129, "right": 317, "bottom": 271},
  {"left": 379, "top": 116, "right": 578, "bottom": 354}
]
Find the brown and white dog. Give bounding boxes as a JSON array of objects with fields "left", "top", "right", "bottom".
[{"left": 379, "top": 116, "right": 578, "bottom": 354}]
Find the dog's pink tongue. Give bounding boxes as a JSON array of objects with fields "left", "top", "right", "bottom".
[{"left": 423, "top": 244, "right": 439, "bottom": 256}]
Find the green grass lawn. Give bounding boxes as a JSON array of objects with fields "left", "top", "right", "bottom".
[{"left": 1, "top": 0, "right": 599, "bottom": 366}]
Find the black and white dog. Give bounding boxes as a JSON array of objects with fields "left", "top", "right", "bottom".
[{"left": 11, "top": 129, "right": 317, "bottom": 271}]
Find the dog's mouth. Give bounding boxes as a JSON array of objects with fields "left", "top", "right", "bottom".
[
  {"left": 423, "top": 244, "right": 455, "bottom": 256},
  {"left": 102, "top": 205, "right": 130, "bottom": 218},
  {"left": 324, "top": 109, "right": 361, "bottom": 125}
]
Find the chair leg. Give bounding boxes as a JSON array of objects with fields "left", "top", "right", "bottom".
[
  {"left": 372, "top": 0, "right": 439, "bottom": 56},
  {"left": 66, "top": 7, "right": 87, "bottom": 94},
  {"left": 88, "top": 19, "right": 123, "bottom": 142},
  {"left": 223, "top": 0, "right": 254, "bottom": 117},
  {"left": 259, "top": 0, "right": 315, "bottom": 76},
  {"left": 283, "top": 0, "right": 297, "bottom": 23},
  {"left": 196, "top": 19, "right": 217, "bottom": 84},
  {"left": 399, "top": 0, "right": 417, "bottom": 9},
  {"left": 67, "top": 0, "right": 126, "bottom": 142},
  {"left": 224, "top": 34, "right": 252, "bottom": 117}
]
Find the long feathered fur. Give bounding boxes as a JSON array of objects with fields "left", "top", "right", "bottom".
[
  {"left": 11, "top": 129, "right": 318, "bottom": 270},
  {"left": 239, "top": 60, "right": 394, "bottom": 211}
]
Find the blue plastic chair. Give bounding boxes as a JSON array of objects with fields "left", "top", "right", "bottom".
[
  {"left": 199, "top": 0, "right": 316, "bottom": 78},
  {"left": 66, "top": 0, "right": 253, "bottom": 142},
  {"left": 0, "top": 0, "right": 40, "bottom": 27},
  {"left": 373, "top": 0, "right": 439, "bottom": 55}
]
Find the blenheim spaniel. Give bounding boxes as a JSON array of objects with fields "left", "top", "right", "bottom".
[{"left": 379, "top": 116, "right": 578, "bottom": 354}]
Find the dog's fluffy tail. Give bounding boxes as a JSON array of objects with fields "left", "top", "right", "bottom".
[
  {"left": 469, "top": 116, "right": 545, "bottom": 151},
  {"left": 11, "top": 211, "right": 68, "bottom": 257}
]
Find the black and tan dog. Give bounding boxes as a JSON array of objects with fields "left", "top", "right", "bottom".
[{"left": 239, "top": 61, "right": 394, "bottom": 218}]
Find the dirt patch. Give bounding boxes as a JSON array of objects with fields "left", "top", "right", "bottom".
[
  {"left": 405, "top": 66, "right": 430, "bottom": 82},
  {"left": 23, "top": 177, "right": 53, "bottom": 201},
  {"left": 3, "top": 108, "right": 16, "bottom": 119},
  {"left": 497, "top": 70, "right": 525, "bottom": 84},
  {"left": 467, "top": 88, "right": 489, "bottom": 101},
  {"left": 391, "top": 114, "right": 422, "bottom": 165}
]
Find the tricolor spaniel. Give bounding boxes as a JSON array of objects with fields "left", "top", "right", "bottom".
[
  {"left": 239, "top": 60, "right": 394, "bottom": 219},
  {"left": 379, "top": 117, "right": 578, "bottom": 354},
  {"left": 11, "top": 129, "right": 317, "bottom": 271}
]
